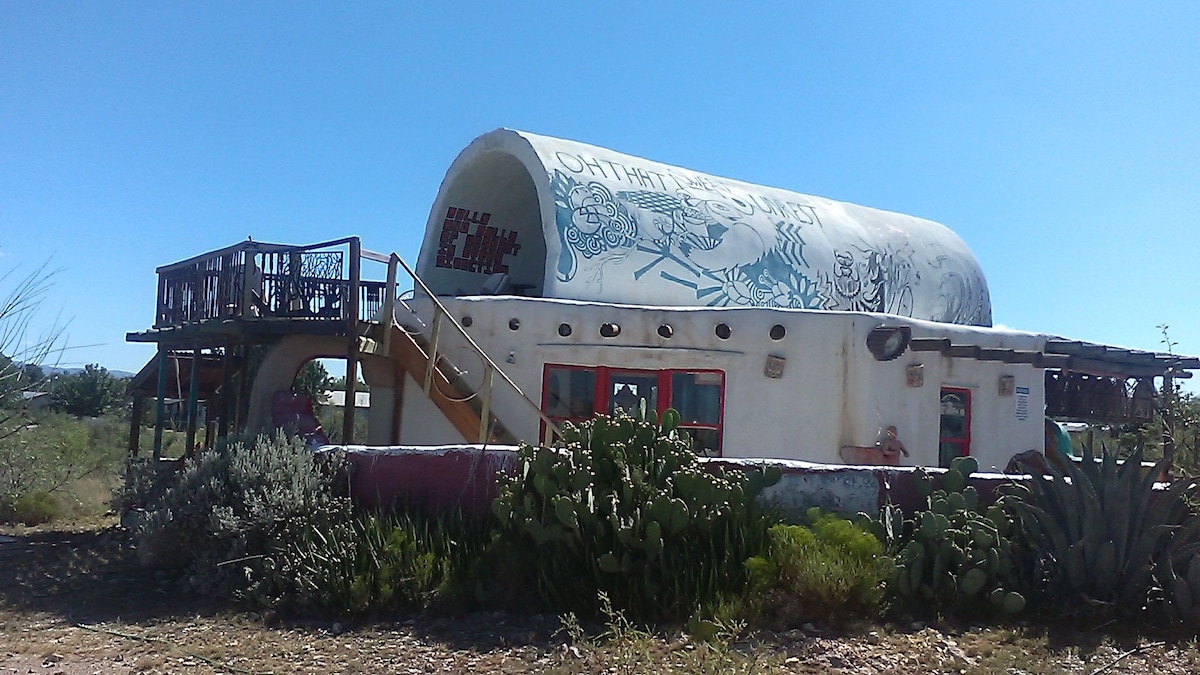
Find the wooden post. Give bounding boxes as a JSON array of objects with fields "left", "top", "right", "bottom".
[
  {"left": 382, "top": 253, "right": 398, "bottom": 355},
  {"left": 235, "top": 343, "right": 251, "bottom": 431},
  {"left": 153, "top": 348, "right": 168, "bottom": 460},
  {"left": 128, "top": 396, "right": 145, "bottom": 461},
  {"left": 185, "top": 347, "right": 201, "bottom": 457},
  {"left": 390, "top": 363, "right": 404, "bottom": 444},
  {"left": 241, "top": 248, "right": 255, "bottom": 317},
  {"left": 479, "top": 367, "right": 493, "bottom": 443},
  {"left": 218, "top": 343, "right": 233, "bottom": 441},
  {"left": 342, "top": 238, "right": 362, "bottom": 444},
  {"left": 386, "top": 253, "right": 402, "bottom": 444}
]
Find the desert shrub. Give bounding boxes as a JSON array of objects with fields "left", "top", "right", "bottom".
[
  {"left": 0, "top": 489, "right": 60, "bottom": 525},
  {"left": 0, "top": 412, "right": 125, "bottom": 524},
  {"left": 492, "top": 408, "right": 779, "bottom": 620},
  {"left": 131, "top": 431, "right": 350, "bottom": 599},
  {"left": 263, "top": 507, "right": 491, "bottom": 616},
  {"left": 742, "top": 510, "right": 888, "bottom": 624},
  {"left": 316, "top": 404, "right": 368, "bottom": 444},
  {"left": 865, "top": 456, "right": 1029, "bottom": 616},
  {"left": 1007, "top": 444, "right": 1200, "bottom": 621}
]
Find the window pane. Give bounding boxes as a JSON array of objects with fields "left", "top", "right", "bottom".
[
  {"left": 939, "top": 391, "right": 968, "bottom": 440},
  {"left": 682, "top": 427, "right": 722, "bottom": 457},
  {"left": 545, "top": 366, "right": 596, "bottom": 420},
  {"left": 939, "top": 441, "right": 962, "bottom": 468},
  {"left": 609, "top": 372, "right": 658, "bottom": 416},
  {"left": 671, "top": 372, "right": 722, "bottom": 425}
]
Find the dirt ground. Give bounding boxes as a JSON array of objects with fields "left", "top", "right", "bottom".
[{"left": 3, "top": 525, "right": 1200, "bottom": 674}]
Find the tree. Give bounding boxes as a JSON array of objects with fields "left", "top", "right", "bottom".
[
  {"left": 50, "top": 364, "right": 126, "bottom": 417},
  {"left": 293, "top": 359, "right": 331, "bottom": 403},
  {"left": 1149, "top": 325, "right": 1200, "bottom": 477},
  {"left": 328, "top": 373, "right": 369, "bottom": 393}
]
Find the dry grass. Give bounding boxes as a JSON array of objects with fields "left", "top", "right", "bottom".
[{"left": 3, "top": 523, "right": 1200, "bottom": 674}]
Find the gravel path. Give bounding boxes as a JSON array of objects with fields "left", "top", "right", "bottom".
[{"left": 3, "top": 526, "right": 1199, "bottom": 674}]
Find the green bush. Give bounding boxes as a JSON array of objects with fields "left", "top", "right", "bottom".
[
  {"left": 316, "top": 404, "right": 369, "bottom": 444},
  {"left": 492, "top": 408, "right": 779, "bottom": 620},
  {"left": 0, "top": 490, "right": 60, "bottom": 525},
  {"left": 743, "top": 510, "right": 888, "bottom": 624},
  {"left": 131, "top": 431, "right": 351, "bottom": 599},
  {"left": 265, "top": 508, "right": 490, "bottom": 616}
]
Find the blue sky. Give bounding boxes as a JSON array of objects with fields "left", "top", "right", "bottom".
[{"left": 2, "top": 2, "right": 1198, "bottom": 378}]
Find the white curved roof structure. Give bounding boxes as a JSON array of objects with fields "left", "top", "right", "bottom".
[{"left": 416, "top": 129, "right": 992, "bottom": 326}]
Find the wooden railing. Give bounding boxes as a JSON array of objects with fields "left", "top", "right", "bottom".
[{"left": 153, "top": 238, "right": 386, "bottom": 329}]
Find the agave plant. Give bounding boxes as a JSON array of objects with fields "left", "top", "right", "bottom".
[{"left": 1008, "top": 444, "right": 1200, "bottom": 619}]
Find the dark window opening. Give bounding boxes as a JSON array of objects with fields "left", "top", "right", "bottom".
[
  {"left": 938, "top": 387, "right": 971, "bottom": 468},
  {"left": 542, "top": 364, "right": 725, "bottom": 456}
]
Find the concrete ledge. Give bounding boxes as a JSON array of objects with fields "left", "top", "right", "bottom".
[
  {"left": 342, "top": 444, "right": 519, "bottom": 516},
  {"left": 339, "top": 445, "right": 1022, "bottom": 521}
]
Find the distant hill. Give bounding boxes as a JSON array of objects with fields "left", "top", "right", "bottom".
[{"left": 41, "top": 365, "right": 136, "bottom": 379}]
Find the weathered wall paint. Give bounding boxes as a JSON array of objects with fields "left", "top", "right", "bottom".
[
  {"left": 345, "top": 445, "right": 516, "bottom": 515},
  {"left": 342, "top": 445, "right": 1018, "bottom": 520},
  {"left": 389, "top": 296, "right": 1047, "bottom": 472},
  {"left": 417, "top": 129, "right": 992, "bottom": 326}
]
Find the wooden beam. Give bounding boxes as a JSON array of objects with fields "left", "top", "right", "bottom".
[
  {"left": 185, "top": 348, "right": 201, "bottom": 458},
  {"left": 910, "top": 337, "right": 950, "bottom": 352},
  {"left": 128, "top": 396, "right": 145, "bottom": 461},
  {"left": 391, "top": 361, "right": 405, "bottom": 445},
  {"left": 342, "top": 237, "right": 362, "bottom": 444},
  {"left": 1045, "top": 339, "right": 1084, "bottom": 353},
  {"left": 978, "top": 348, "right": 1015, "bottom": 362},
  {"left": 1034, "top": 353, "right": 1072, "bottom": 369},
  {"left": 153, "top": 348, "right": 168, "bottom": 460},
  {"left": 945, "top": 344, "right": 981, "bottom": 359},
  {"left": 218, "top": 344, "right": 233, "bottom": 441},
  {"left": 235, "top": 343, "right": 250, "bottom": 431},
  {"left": 1063, "top": 355, "right": 1174, "bottom": 379}
]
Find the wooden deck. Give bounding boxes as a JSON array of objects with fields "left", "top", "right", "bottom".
[
  {"left": 126, "top": 237, "right": 389, "bottom": 456},
  {"left": 127, "top": 236, "right": 387, "bottom": 345}
]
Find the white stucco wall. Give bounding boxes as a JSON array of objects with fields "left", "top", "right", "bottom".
[
  {"left": 397, "top": 373, "right": 465, "bottom": 446},
  {"left": 389, "top": 296, "right": 1046, "bottom": 471}
]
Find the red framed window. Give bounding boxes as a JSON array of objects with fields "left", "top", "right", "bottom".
[
  {"left": 542, "top": 364, "right": 725, "bottom": 456},
  {"left": 938, "top": 387, "right": 971, "bottom": 468}
]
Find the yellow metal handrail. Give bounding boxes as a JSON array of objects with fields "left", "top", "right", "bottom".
[{"left": 362, "top": 249, "right": 562, "bottom": 446}]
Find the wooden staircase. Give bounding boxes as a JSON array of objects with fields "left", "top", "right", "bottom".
[
  {"left": 359, "top": 323, "right": 518, "bottom": 444},
  {"left": 358, "top": 249, "right": 558, "bottom": 446}
]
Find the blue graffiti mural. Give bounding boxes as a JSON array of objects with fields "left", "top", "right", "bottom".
[
  {"left": 552, "top": 170, "right": 833, "bottom": 309},
  {"left": 547, "top": 161, "right": 990, "bottom": 325}
]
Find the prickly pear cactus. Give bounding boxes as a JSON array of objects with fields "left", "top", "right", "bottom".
[
  {"left": 865, "top": 456, "right": 1027, "bottom": 615},
  {"left": 493, "top": 408, "right": 780, "bottom": 619}
]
